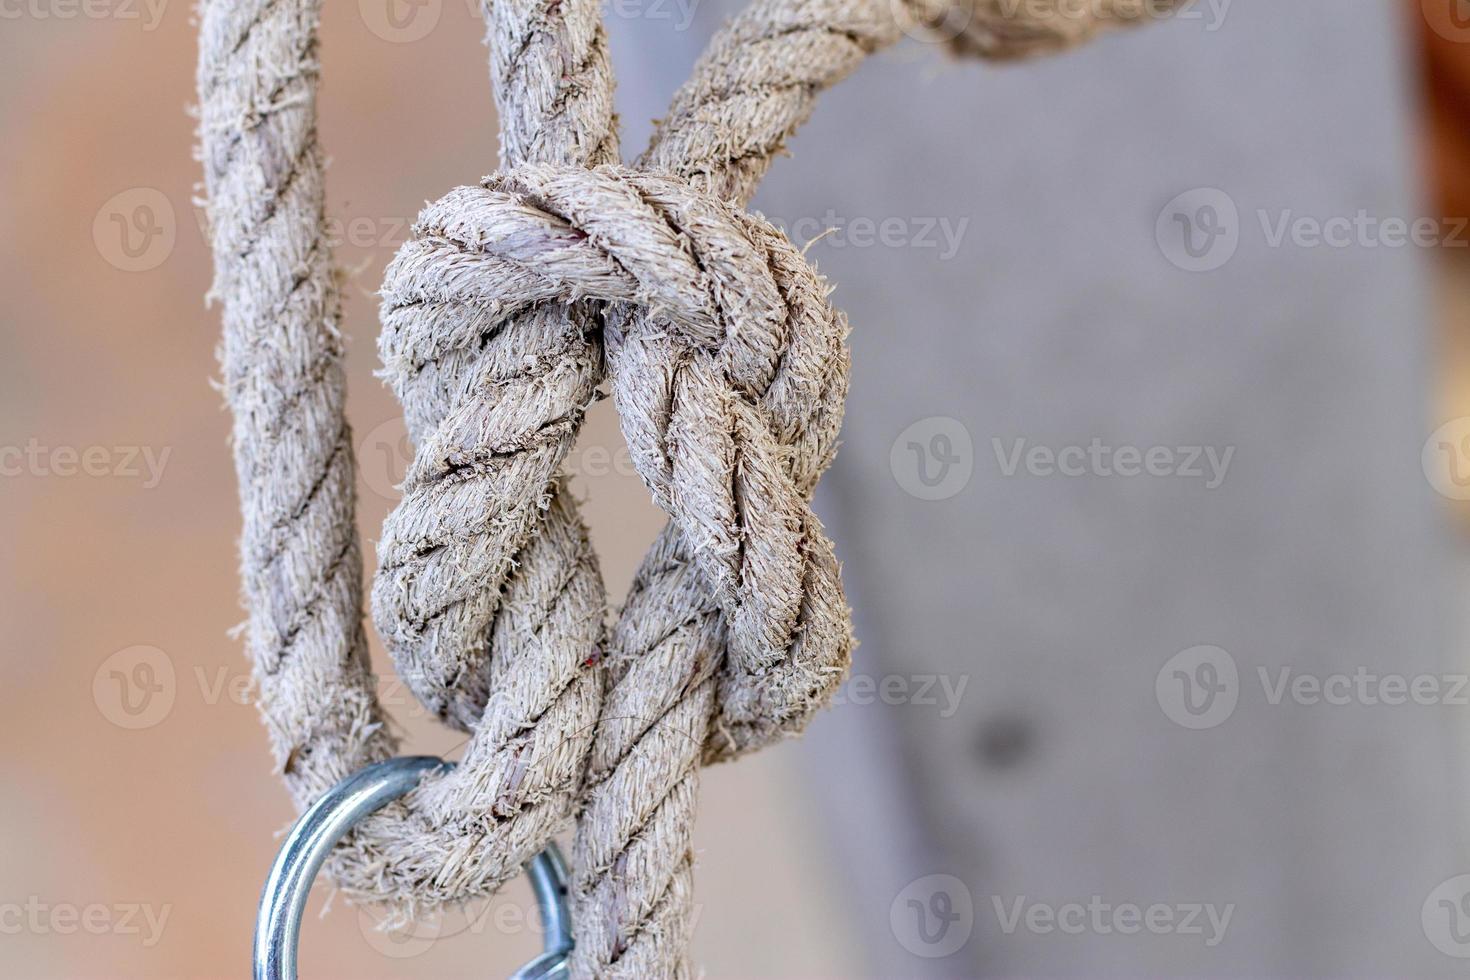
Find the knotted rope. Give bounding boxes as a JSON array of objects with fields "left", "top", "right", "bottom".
[
  {"left": 197, "top": 0, "right": 1171, "bottom": 971},
  {"left": 199, "top": 0, "right": 615, "bottom": 917}
]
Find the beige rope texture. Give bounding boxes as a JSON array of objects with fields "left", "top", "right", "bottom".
[
  {"left": 199, "top": 0, "right": 614, "bottom": 919},
  {"left": 571, "top": 0, "right": 1176, "bottom": 972},
  {"left": 197, "top": 0, "right": 1173, "bottom": 971}
]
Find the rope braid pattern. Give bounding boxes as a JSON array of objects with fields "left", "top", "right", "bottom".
[
  {"left": 363, "top": 0, "right": 619, "bottom": 909},
  {"left": 199, "top": 0, "right": 616, "bottom": 918},
  {"left": 197, "top": 0, "right": 1171, "bottom": 968},
  {"left": 570, "top": 0, "right": 1179, "bottom": 973},
  {"left": 198, "top": 0, "right": 394, "bottom": 807}
]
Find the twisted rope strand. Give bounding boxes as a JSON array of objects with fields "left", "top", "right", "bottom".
[
  {"left": 198, "top": 0, "right": 395, "bottom": 823},
  {"left": 339, "top": 0, "right": 621, "bottom": 911},
  {"left": 571, "top": 0, "right": 1176, "bottom": 974},
  {"left": 376, "top": 160, "right": 850, "bottom": 975},
  {"left": 202, "top": 0, "right": 1173, "bottom": 967},
  {"left": 199, "top": 0, "right": 615, "bottom": 918}
]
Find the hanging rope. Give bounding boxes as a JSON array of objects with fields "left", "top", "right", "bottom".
[
  {"left": 199, "top": 0, "right": 614, "bottom": 919},
  {"left": 198, "top": 0, "right": 1173, "bottom": 971}
]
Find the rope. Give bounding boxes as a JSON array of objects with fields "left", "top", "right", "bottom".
[
  {"left": 196, "top": 0, "right": 394, "bottom": 862},
  {"left": 200, "top": 0, "right": 616, "bottom": 919},
  {"left": 197, "top": 0, "right": 1173, "bottom": 970},
  {"left": 570, "top": 0, "right": 1188, "bottom": 970}
]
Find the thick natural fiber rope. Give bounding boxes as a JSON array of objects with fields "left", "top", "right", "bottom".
[
  {"left": 366, "top": 0, "right": 619, "bottom": 908},
  {"left": 197, "top": 0, "right": 395, "bottom": 878},
  {"left": 198, "top": 0, "right": 615, "bottom": 917},
  {"left": 197, "top": 0, "right": 1173, "bottom": 968},
  {"left": 381, "top": 158, "right": 851, "bottom": 972},
  {"left": 570, "top": 0, "right": 1174, "bottom": 974},
  {"left": 954, "top": 0, "right": 1182, "bottom": 59}
]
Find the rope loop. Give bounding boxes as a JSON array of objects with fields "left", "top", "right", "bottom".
[
  {"left": 378, "top": 163, "right": 854, "bottom": 760},
  {"left": 198, "top": 0, "right": 1177, "bottom": 970}
]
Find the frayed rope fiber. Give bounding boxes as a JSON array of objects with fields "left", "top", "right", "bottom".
[{"left": 195, "top": 0, "right": 1173, "bottom": 973}]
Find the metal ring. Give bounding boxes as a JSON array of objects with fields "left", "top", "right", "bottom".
[{"left": 253, "top": 756, "right": 574, "bottom": 979}]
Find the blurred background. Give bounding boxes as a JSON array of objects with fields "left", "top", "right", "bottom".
[{"left": 5, "top": 0, "right": 1470, "bottom": 976}]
